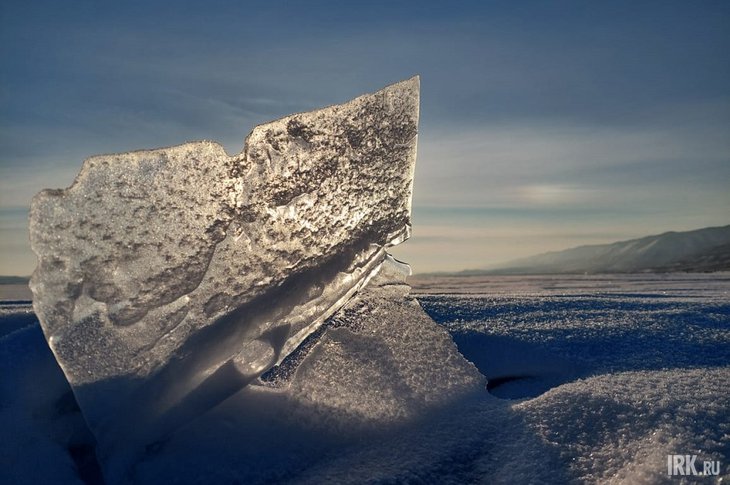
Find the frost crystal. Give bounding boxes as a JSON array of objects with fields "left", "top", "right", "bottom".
[{"left": 29, "top": 78, "right": 419, "bottom": 462}]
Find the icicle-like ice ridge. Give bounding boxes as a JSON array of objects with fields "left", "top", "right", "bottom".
[{"left": 29, "top": 78, "right": 419, "bottom": 464}]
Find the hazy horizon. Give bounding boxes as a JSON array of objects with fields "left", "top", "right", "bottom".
[
  {"left": 2, "top": 1, "right": 729, "bottom": 275},
  {"left": 2, "top": 217, "right": 727, "bottom": 277}
]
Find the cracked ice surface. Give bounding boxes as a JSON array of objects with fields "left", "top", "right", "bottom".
[{"left": 29, "top": 78, "right": 419, "bottom": 463}]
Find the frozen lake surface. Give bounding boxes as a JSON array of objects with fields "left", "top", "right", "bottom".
[
  {"left": 411, "top": 273, "right": 730, "bottom": 398},
  {"left": 2, "top": 273, "right": 729, "bottom": 483}
]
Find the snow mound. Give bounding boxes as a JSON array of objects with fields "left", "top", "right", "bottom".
[
  {"left": 515, "top": 368, "right": 730, "bottom": 483},
  {"left": 0, "top": 322, "right": 90, "bottom": 485}
]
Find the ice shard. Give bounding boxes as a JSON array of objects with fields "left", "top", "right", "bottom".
[
  {"left": 127, "top": 255, "right": 486, "bottom": 483},
  {"left": 29, "top": 78, "right": 419, "bottom": 462}
]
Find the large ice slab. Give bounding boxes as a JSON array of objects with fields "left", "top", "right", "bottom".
[{"left": 29, "top": 78, "right": 419, "bottom": 465}]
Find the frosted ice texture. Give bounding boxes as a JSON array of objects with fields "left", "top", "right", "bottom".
[{"left": 29, "top": 78, "right": 419, "bottom": 458}]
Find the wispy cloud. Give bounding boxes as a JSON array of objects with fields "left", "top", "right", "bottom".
[{"left": 414, "top": 116, "right": 730, "bottom": 211}]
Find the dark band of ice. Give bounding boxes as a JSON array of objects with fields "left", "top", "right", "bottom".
[{"left": 29, "top": 78, "right": 419, "bottom": 460}]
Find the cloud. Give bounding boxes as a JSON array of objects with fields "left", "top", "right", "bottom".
[{"left": 414, "top": 114, "right": 730, "bottom": 212}]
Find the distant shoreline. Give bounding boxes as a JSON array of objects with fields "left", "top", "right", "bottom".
[
  {"left": 411, "top": 269, "right": 730, "bottom": 277},
  {"left": 4, "top": 272, "right": 730, "bottom": 302}
]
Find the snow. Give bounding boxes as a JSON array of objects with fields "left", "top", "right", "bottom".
[
  {"left": 1, "top": 319, "right": 88, "bottom": 485},
  {"left": 515, "top": 368, "right": 729, "bottom": 484},
  {"left": 3, "top": 273, "right": 728, "bottom": 483}
]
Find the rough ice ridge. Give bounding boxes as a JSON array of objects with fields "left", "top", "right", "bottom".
[{"left": 29, "top": 77, "right": 419, "bottom": 461}]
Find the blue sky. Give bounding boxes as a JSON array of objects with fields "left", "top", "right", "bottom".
[{"left": 1, "top": 0, "right": 728, "bottom": 274}]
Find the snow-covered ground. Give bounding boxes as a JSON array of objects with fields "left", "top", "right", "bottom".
[{"left": 2, "top": 273, "right": 729, "bottom": 484}]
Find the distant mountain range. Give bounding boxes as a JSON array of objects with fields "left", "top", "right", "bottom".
[
  {"left": 462, "top": 224, "right": 730, "bottom": 275},
  {"left": 0, "top": 276, "right": 29, "bottom": 285}
]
